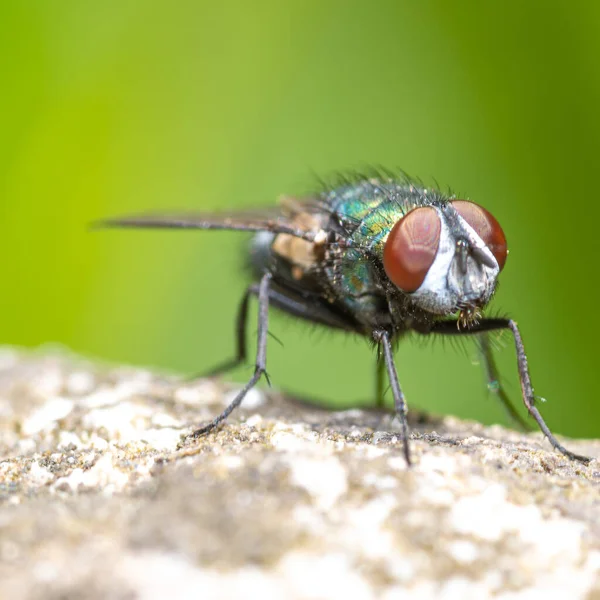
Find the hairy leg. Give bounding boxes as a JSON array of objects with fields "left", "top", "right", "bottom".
[
  {"left": 477, "top": 332, "right": 530, "bottom": 431},
  {"left": 203, "top": 284, "right": 255, "bottom": 377},
  {"left": 375, "top": 352, "right": 386, "bottom": 408},
  {"left": 374, "top": 330, "right": 411, "bottom": 466},
  {"left": 430, "top": 318, "right": 590, "bottom": 463},
  {"left": 189, "top": 272, "right": 272, "bottom": 438}
]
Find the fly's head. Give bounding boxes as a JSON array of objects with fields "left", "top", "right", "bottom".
[{"left": 382, "top": 200, "right": 508, "bottom": 324}]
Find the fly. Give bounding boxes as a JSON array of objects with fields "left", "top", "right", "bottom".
[{"left": 98, "top": 173, "right": 591, "bottom": 466}]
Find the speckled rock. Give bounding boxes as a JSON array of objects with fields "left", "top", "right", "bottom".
[{"left": 0, "top": 347, "right": 598, "bottom": 600}]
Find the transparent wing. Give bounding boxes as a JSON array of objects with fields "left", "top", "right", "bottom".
[{"left": 95, "top": 197, "right": 325, "bottom": 240}]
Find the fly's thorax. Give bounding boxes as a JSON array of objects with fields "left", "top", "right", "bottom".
[{"left": 382, "top": 200, "right": 508, "bottom": 319}]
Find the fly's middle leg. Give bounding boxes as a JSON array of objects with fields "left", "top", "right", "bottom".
[
  {"left": 374, "top": 353, "right": 386, "bottom": 409},
  {"left": 373, "top": 330, "right": 411, "bottom": 466}
]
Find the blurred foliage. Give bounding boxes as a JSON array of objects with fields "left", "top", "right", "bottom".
[{"left": 1, "top": 1, "right": 599, "bottom": 437}]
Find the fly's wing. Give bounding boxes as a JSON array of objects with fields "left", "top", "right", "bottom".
[{"left": 95, "top": 197, "right": 326, "bottom": 241}]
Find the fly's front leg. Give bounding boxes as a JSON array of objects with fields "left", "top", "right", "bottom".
[
  {"left": 430, "top": 318, "right": 591, "bottom": 464},
  {"left": 477, "top": 333, "right": 530, "bottom": 431},
  {"left": 190, "top": 272, "right": 272, "bottom": 438},
  {"left": 373, "top": 330, "right": 411, "bottom": 465}
]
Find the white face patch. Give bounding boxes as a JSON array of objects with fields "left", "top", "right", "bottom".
[{"left": 408, "top": 207, "right": 500, "bottom": 315}]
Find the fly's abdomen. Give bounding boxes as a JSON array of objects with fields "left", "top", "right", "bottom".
[
  {"left": 249, "top": 231, "right": 276, "bottom": 277},
  {"left": 250, "top": 226, "right": 330, "bottom": 298}
]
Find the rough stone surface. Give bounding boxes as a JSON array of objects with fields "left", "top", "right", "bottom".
[{"left": 0, "top": 347, "right": 598, "bottom": 600}]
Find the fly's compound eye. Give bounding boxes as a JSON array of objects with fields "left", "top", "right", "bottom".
[
  {"left": 383, "top": 207, "right": 441, "bottom": 292},
  {"left": 451, "top": 200, "right": 508, "bottom": 270}
]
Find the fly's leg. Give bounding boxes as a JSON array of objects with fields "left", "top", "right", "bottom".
[
  {"left": 477, "top": 333, "right": 530, "bottom": 431},
  {"left": 206, "top": 280, "right": 357, "bottom": 379},
  {"left": 430, "top": 318, "right": 591, "bottom": 464},
  {"left": 375, "top": 352, "right": 386, "bottom": 408},
  {"left": 189, "top": 272, "right": 272, "bottom": 438},
  {"left": 374, "top": 330, "right": 411, "bottom": 466},
  {"left": 202, "top": 284, "right": 256, "bottom": 377}
]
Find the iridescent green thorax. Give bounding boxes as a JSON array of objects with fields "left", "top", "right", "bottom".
[
  {"left": 324, "top": 179, "right": 445, "bottom": 254},
  {"left": 321, "top": 179, "right": 449, "bottom": 327}
]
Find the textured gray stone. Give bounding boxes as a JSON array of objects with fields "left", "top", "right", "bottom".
[{"left": 0, "top": 348, "right": 598, "bottom": 599}]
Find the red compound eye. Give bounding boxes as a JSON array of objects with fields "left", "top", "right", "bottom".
[
  {"left": 383, "top": 207, "right": 441, "bottom": 292},
  {"left": 451, "top": 200, "right": 508, "bottom": 270}
]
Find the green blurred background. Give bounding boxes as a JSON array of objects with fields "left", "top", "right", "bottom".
[{"left": 1, "top": 1, "right": 598, "bottom": 437}]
